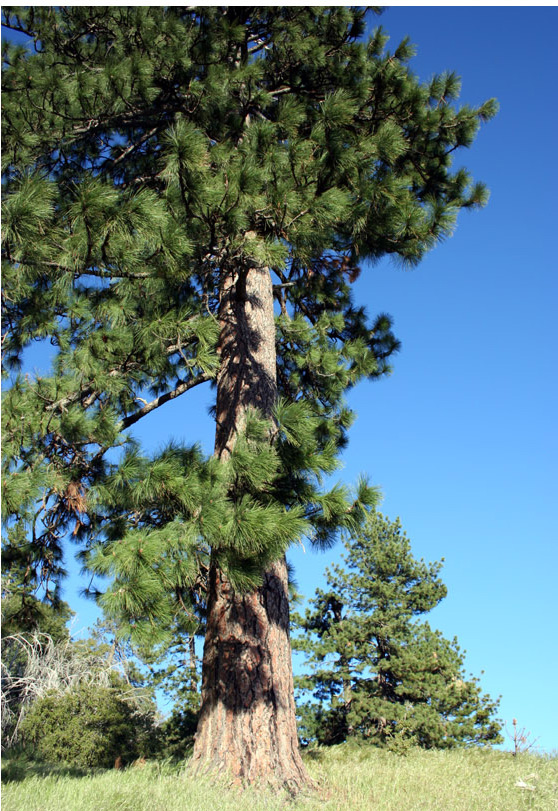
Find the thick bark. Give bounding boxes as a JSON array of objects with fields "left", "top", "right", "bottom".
[{"left": 191, "top": 264, "right": 311, "bottom": 792}]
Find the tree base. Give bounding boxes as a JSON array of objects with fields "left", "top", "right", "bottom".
[{"left": 190, "top": 557, "right": 313, "bottom": 795}]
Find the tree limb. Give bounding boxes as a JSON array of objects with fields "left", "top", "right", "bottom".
[{"left": 119, "top": 373, "right": 213, "bottom": 430}]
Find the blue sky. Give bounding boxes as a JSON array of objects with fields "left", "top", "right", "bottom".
[
  {"left": 3, "top": 7, "right": 557, "bottom": 754},
  {"left": 337, "top": 6, "right": 558, "bottom": 754}
]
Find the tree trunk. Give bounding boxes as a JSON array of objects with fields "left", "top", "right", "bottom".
[{"left": 191, "top": 263, "right": 311, "bottom": 792}]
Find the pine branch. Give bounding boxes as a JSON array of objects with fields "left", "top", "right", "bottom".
[
  {"left": 0, "top": 21, "right": 34, "bottom": 37},
  {"left": 108, "top": 126, "right": 160, "bottom": 169},
  {"left": 41, "top": 261, "right": 151, "bottom": 281},
  {"left": 119, "top": 373, "right": 212, "bottom": 430},
  {"left": 43, "top": 370, "right": 123, "bottom": 414},
  {"left": 41, "top": 327, "right": 208, "bottom": 417}
]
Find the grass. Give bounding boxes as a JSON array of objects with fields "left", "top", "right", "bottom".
[{"left": 2, "top": 746, "right": 557, "bottom": 811}]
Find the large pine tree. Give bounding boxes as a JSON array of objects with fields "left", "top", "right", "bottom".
[
  {"left": 293, "top": 513, "right": 502, "bottom": 749},
  {"left": 2, "top": 7, "right": 496, "bottom": 790}
]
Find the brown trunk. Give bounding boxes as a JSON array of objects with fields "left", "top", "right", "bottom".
[{"left": 191, "top": 263, "right": 311, "bottom": 792}]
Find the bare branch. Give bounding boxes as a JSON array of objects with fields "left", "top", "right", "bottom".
[
  {"left": 119, "top": 373, "right": 213, "bottom": 430},
  {"left": 42, "top": 261, "right": 151, "bottom": 280},
  {"left": 109, "top": 126, "right": 160, "bottom": 168}
]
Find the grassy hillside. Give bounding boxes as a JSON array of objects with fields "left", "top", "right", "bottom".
[{"left": 2, "top": 746, "right": 557, "bottom": 811}]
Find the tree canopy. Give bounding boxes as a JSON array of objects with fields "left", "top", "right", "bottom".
[{"left": 2, "top": 2, "right": 496, "bottom": 633}]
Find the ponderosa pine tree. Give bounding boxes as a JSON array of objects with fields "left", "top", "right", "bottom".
[
  {"left": 2, "top": 7, "right": 496, "bottom": 790},
  {"left": 293, "top": 513, "right": 502, "bottom": 749}
]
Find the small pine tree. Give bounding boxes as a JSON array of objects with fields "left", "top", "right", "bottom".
[{"left": 293, "top": 513, "right": 502, "bottom": 749}]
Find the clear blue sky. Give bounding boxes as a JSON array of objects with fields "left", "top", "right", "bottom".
[{"left": 4, "top": 7, "right": 557, "bottom": 754}]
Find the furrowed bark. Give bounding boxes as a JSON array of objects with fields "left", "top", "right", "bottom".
[{"left": 191, "top": 263, "right": 311, "bottom": 792}]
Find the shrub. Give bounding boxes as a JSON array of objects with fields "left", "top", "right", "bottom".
[
  {"left": 157, "top": 707, "right": 198, "bottom": 760},
  {"left": 20, "top": 684, "right": 157, "bottom": 768}
]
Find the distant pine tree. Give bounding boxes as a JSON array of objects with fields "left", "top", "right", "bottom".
[
  {"left": 293, "top": 512, "right": 502, "bottom": 749},
  {"left": 2, "top": 7, "right": 496, "bottom": 789}
]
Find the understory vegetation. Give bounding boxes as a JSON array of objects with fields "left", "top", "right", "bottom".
[{"left": 2, "top": 747, "right": 557, "bottom": 811}]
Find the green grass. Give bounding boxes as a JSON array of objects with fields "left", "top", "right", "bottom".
[{"left": 2, "top": 747, "right": 557, "bottom": 811}]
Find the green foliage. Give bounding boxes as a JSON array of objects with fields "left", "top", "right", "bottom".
[
  {"left": 19, "top": 685, "right": 157, "bottom": 768},
  {"left": 1, "top": 602, "right": 160, "bottom": 755},
  {"left": 293, "top": 512, "right": 502, "bottom": 749},
  {"left": 2, "top": 7, "right": 495, "bottom": 658},
  {"left": 1, "top": 580, "right": 73, "bottom": 643},
  {"left": 1, "top": 580, "right": 75, "bottom": 745},
  {"left": 157, "top": 707, "right": 199, "bottom": 760},
  {"left": 82, "top": 402, "right": 379, "bottom": 646}
]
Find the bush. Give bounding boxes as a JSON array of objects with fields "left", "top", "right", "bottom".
[
  {"left": 157, "top": 707, "right": 198, "bottom": 759},
  {"left": 20, "top": 685, "right": 157, "bottom": 768}
]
